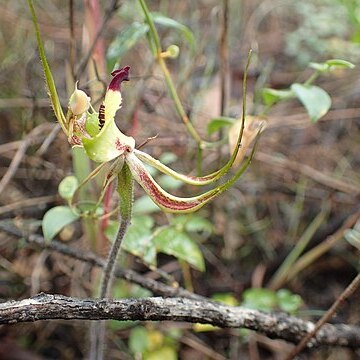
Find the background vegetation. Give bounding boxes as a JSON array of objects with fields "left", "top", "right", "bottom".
[{"left": 0, "top": 0, "right": 359, "bottom": 359}]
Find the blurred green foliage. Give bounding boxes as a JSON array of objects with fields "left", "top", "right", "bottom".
[{"left": 285, "top": 0, "right": 360, "bottom": 64}]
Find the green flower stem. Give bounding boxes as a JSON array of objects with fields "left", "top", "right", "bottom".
[
  {"left": 304, "top": 71, "right": 320, "bottom": 86},
  {"left": 138, "top": 0, "right": 203, "bottom": 146},
  {"left": 138, "top": 0, "right": 161, "bottom": 53},
  {"left": 90, "top": 163, "right": 134, "bottom": 360}
]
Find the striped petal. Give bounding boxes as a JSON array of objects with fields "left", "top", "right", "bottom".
[
  {"left": 125, "top": 148, "right": 256, "bottom": 214},
  {"left": 82, "top": 66, "right": 135, "bottom": 162}
]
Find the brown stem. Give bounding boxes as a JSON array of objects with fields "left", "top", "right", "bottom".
[{"left": 285, "top": 272, "right": 360, "bottom": 359}]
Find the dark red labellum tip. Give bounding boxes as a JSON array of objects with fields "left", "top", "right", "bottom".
[{"left": 109, "top": 66, "right": 130, "bottom": 91}]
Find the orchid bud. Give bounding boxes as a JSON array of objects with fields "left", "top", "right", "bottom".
[
  {"left": 166, "top": 45, "right": 180, "bottom": 58},
  {"left": 68, "top": 82, "right": 90, "bottom": 116},
  {"left": 161, "top": 45, "right": 180, "bottom": 59}
]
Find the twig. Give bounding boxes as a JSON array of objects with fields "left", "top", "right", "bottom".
[
  {"left": 0, "top": 195, "right": 58, "bottom": 216},
  {"left": 285, "top": 272, "right": 360, "bottom": 359},
  {"left": 1, "top": 293, "right": 360, "bottom": 349},
  {"left": 0, "top": 123, "right": 53, "bottom": 195},
  {"left": 36, "top": 124, "right": 61, "bottom": 156},
  {"left": 255, "top": 151, "right": 360, "bottom": 195}
]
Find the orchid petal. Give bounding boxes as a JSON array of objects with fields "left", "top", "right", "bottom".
[
  {"left": 133, "top": 149, "right": 219, "bottom": 185},
  {"left": 82, "top": 66, "right": 135, "bottom": 162},
  {"left": 70, "top": 161, "right": 109, "bottom": 210},
  {"left": 133, "top": 52, "right": 254, "bottom": 185},
  {"left": 125, "top": 144, "right": 257, "bottom": 213},
  {"left": 133, "top": 111, "right": 244, "bottom": 185},
  {"left": 95, "top": 157, "right": 125, "bottom": 208}
]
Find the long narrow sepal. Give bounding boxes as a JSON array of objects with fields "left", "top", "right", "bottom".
[
  {"left": 27, "top": 0, "right": 68, "bottom": 136},
  {"left": 126, "top": 145, "right": 257, "bottom": 214},
  {"left": 70, "top": 161, "right": 109, "bottom": 211},
  {"left": 134, "top": 149, "right": 220, "bottom": 186},
  {"left": 95, "top": 157, "right": 125, "bottom": 208},
  {"left": 133, "top": 51, "right": 254, "bottom": 184}
]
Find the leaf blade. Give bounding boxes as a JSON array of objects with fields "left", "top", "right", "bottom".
[
  {"left": 42, "top": 206, "right": 79, "bottom": 241},
  {"left": 291, "top": 83, "right": 331, "bottom": 122}
]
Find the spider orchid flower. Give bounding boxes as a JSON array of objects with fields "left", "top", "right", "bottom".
[
  {"left": 63, "top": 66, "right": 260, "bottom": 213},
  {"left": 28, "top": 0, "right": 260, "bottom": 214}
]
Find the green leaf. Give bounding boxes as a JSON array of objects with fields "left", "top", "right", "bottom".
[
  {"left": 144, "top": 346, "right": 177, "bottom": 360},
  {"left": 212, "top": 293, "right": 239, "bottom": 306},
  {"left": 291, "top": 83, "right": 331, "bottom": 122},
  {"left": 42, "top": 206, "right": 79, "bottom": 241},
  {"left": 261, "top": 88, "right": 294, "bottom": 106},
  {"left": 107, "top": 22, "right": 149, "bottom": 70},
  {"left": 276, "top": 289, "right": 303, "bottom": 314},
  {"left": 159, "top": 152, "right": 177, "bottom": 165},
  {"left": 207, "top": 117, "right": 235, "bottom": 135},
  {"left": 185, "top": 215, "right": 213, "bottom": 235},
  {"left": 172, "top": 215, "right": 213, "bottom": 235},
  {"left": 308, "top": 62, "right": 329, "bottom": 72},
  {"left": 153, "top": 227, "right": 205, "bottom": 271},
  {"left": 129, "top": 326, "right": 149, "bottom": 355},
  {"left": 58, "top": 176, "right": 79, "bottom": 200},
  {"left": 242, "top": 288, "right": 277, "bottom": 311},
  {"left": 152, "top": 13, "right": 196, "bottom": 53}
]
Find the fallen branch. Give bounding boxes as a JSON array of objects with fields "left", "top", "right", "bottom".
[{"left": 1, "top": 293, "right": 360, "bottom": 349}]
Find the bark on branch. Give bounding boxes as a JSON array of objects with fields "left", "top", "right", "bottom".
[{"left": 1, "top": 293, "right": 360, "bottom": 349}]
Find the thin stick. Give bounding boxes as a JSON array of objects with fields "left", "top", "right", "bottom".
[{"left": 285, "top": 272, "right": 360, "bottom": 359}]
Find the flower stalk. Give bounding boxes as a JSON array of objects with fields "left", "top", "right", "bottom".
[{"left": 28, "top": 1, "right": 262, "bottom": 359}]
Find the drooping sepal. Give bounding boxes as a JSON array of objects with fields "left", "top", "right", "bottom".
[{"left": 125, "top": 146, "right": 257, "bottom": 214}]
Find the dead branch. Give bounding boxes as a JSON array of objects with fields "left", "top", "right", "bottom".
[{"left": 1, "top": 293, "right": 360, "bottom": 349}]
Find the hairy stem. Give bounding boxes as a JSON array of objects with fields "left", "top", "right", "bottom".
[{"left": 90, "top": 163, "right": 133, "bottom": 360}]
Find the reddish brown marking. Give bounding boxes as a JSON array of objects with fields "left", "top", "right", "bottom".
[
  {"left": 98, "top": 104, "right": 105, "bottom": 130},
  {"left": 137, "top": 168, "right": 201, "bottom": 211},
  {"left": 115, "top": 138, "right": 132, "bottom": 153},
  {"left": 187, "top": 174, "right": 217, "bottom": 181},
  {"left": 108, "top": 66, "right": 130, "bottom": 91}
]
